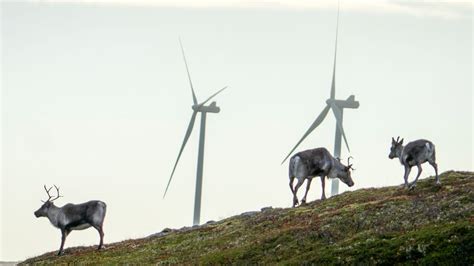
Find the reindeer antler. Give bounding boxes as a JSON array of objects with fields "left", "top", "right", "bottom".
[
  {"left": 51, "top": 185, "right": 62, "bottom": 201},
  {"left": 42, "top": 185, "right": 62, "bottom": 202},
  {"left": 347, "top": 156, "right": 355, "bottom": 170},
  {"left": 347, "top": 156, "right": 353, "bottom": 165},
  {"left": 42, "top": 185, "right": 53, "bottom": 202}
]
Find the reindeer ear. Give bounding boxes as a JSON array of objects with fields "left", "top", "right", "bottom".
[{"left": 400, "top": 138, "right": 404, "bottom": 145}]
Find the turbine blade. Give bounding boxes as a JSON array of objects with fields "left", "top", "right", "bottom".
[
  {"left": 329, "top": 102, "right": 351, "bottom": 153},
  {"left": 163, "top": 111, "right": 198, "bottom": 198},
  {"left": 199, "top": 86, "right": 228, "bottom": 106},
  {"left": 179, "top": 38, "right": 198, "bottom": 105},
  {"left": 330, "top": 1, "right": 340, "bottom": 100},
  {"left": 281, "top": 105, "right": 331, "bottom": 164}
]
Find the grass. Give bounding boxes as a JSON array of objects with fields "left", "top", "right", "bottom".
[{"left": 21, "top": 171, "right": 474, "bottom": 265}]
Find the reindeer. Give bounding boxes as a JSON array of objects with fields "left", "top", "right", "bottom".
[
  {"left": 388, "top": 137, "right": 439, "bottom": 189},
  {"left": 289, "top": 147, "right": 355, "bottom": 207},
  {"left": 34, "top": 185, "right": 107, "bottom": 255}
]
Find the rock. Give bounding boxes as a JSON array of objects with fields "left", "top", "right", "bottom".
[
  {"left": 274, "top": 244, "right": 282, "bottom": 251},
  {"left": 241, "top": 211, "right": 258, "bottom": 217},
  {"left": 261, "top": 206, "right": 273, "bottom": 212},
  {"left": 161, "top": 228, "right": 173, "bottom": 233},
  {"left": 147, "top": 228, "right": 173, "bottom": 238},
  {"left": 147, "top": 232, "right": 165, "bottom": 238}
]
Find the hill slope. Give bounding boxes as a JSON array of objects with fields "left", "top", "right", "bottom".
[{"left": 22, "top": 171, "right": 474, "bottom": 264}]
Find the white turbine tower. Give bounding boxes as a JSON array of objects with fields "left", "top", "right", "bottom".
[
  {"left": 163, "top": 39, "right": 227, "bottom": 225},
  {"left": 282, "top": 4, "right": 359, "bottom": 196}
]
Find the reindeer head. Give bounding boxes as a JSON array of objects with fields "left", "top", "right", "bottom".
[
  {"left": 389, "top": 136, "right": 404, "bottom": 159},
  {"left": 34, "top": 185, "right": 62, "bottom": 218},
  {"left": 336, "top": 157, "right": 355, "bottom": 187}
]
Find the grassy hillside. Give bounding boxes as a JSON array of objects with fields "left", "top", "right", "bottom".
[{"left": 22, "top": 171, "right": 474, "bottom": 265}]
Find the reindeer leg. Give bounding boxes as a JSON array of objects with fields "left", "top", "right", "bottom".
[
  {"left": 430, "top": 161, "right": 440, "bottom": 185},
  {"left": 409, "top": 164, "right": 422, "bottom": 190},
  {"left": 289, "top": 176, "right": 295, "bottom": 194},
  {"left": 58, "top": 229, "right": 70, "bottom": 256},
  {"left": 320, "top": 176, "right": 327, "bottom": 200},
  {"left": 301, "top": 178, "right": 313, "bottom": 205},
  {"left": 94, "top": 225, "right": 105, "bottom": 250},
  {"left": 289, "top": 176, "right": 297, "bottom": 207},
  {"left": 403, "top": 165, "right": 411, "bottom": 188},
  {"left": 293, "top": 178, "right": 305, "bottom": 207}
]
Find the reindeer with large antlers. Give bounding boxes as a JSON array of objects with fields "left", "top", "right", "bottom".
[
  {"left": 34, "top": 185, "right": 107, "bottom": 255},
  {"left": 288, "top": 148, "right": 355, "bottom": 207}
]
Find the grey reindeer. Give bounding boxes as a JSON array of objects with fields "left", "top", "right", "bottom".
[
  {"left": 388, "top": 137, "right": 439, "bottom": 189},
  {"left": 289, "top": 147, "right": 355, "bottom": 207},
  {"left": 34, "top": 185, "right": 107, "bottom": 255}
]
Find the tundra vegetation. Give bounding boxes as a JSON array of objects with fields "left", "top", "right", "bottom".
[{"left": 23, "top": 171, "right": 473, "bottom": 265}]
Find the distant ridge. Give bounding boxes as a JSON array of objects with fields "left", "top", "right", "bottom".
[{"left": 0, "top": 261, "right": 20, "bottom": 266}]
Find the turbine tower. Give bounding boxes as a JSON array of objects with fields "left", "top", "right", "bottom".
[
  {"left": 163, "top": 39, "right": 227, "bottom": 225},
  {"left": 282, "top": 4, "right": 359, "bottom": 196}
]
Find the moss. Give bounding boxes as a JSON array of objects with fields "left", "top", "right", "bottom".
[
  {"left": 21, "top": 171, "right": 474, "bottom": 265},
  {"left": 300, "top": 221, "right": 474, "bottom": 265}
]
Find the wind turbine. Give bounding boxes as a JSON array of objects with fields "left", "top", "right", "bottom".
[
  {"left": 282, "top": 4, "right": 359, "bottom": 196},
  {"left": 163, "top": 39, "right": 227, "bottom": 226}
]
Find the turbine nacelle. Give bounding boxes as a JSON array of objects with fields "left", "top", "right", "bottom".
[
  {"left": 192, "top": 101, "right": 220, "bottom": 113},
  {"left": 326, "top": 95, "right": 359, "bottom": 109}
]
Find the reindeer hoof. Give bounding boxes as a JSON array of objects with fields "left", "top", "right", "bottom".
[
  {"left": 408, "top": 184, "right": 416, "bottom": 190},
  {"left": 293, "top": 199, "right": 299, "bottom": 207}
]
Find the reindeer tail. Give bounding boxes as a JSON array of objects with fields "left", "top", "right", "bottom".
[
  {"left": 426, "top": 142, "right": 436, "bottom": 161},
  {"left": 289, "top": 155, "right": 301, "bottom": 179}
]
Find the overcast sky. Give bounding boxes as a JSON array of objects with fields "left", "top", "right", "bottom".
[{"left": 1, "top": 0, "right": 472, "bottom": 261}]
